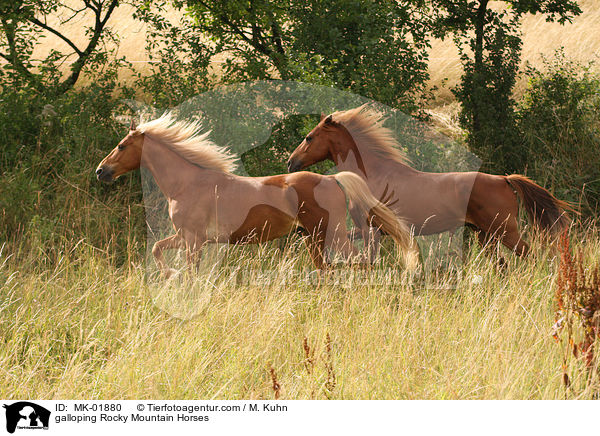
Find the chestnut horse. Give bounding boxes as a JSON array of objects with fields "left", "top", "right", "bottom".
[
  {"left": 96, "top": 113, "right": 417, "bottom": 276},
  {"left": 287, "top": 105, "right": 572, "bottom": 256}
]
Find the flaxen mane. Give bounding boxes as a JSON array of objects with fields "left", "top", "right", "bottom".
[
  {"left": 137, "top": 112, "right": 238, "bottom": 173},
  {"left": 331, "top": 105, "right": 409, "bottom": 164}
]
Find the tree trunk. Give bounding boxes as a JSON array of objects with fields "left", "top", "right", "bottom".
[{"left": 472, "top": 0, "right": 489, "bottom": 135}]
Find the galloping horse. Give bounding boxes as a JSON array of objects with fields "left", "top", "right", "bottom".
[
  {"left": 287, "top": 105, "right": 572, "bottom": 256},
  {"left": 96, "top": 113, "right": 417, "bottom": 276}
]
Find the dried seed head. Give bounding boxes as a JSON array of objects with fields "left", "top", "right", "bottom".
[{"left": 269, "top": 365, "right": 281, "bottom": 400}]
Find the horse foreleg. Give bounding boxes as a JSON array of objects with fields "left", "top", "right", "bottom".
[
  {"left": 152, "top": 234, "right": 183, "bottom": 278},
  {"left": 183, "top": 236, "right": 206, "bottom": 273}
]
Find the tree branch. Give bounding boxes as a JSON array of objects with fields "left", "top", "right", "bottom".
[
  {"left": 194, "top": 0, "right": 257, "bottom": 47},
  {"left": 61, "top": 6, "right": 89, "bottom": 25},
  {"left": 28, "top": 17, "right": 83, "bottom": 56},
  {"left": 192, "top": 0, "right": 289, "bottom": 78},
  {"left": 57, "top": 0, "right": 119, "bottom": 93},
  {"left": 101, "top": 0, "right": 119, "bottom": 27},
  {"left": 270, "top": 21, "right": 285, "bottom": 56},
  {"left": 82, "top": 0, "right": 99, "bottom": 15}
]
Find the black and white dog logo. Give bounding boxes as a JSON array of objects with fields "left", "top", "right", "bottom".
[{"left": 3, "top": 402, "right": 50, "bottom": 433}]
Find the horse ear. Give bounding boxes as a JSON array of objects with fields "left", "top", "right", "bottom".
[
  {"left": 324, "top": 114, "right": 333, "bottom": 124},
  {"left": 129, "top": 119, "right": 137, "bottom": 131}
]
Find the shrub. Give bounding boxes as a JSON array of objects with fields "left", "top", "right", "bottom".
[
  {"left": 0, "top": 74, "right": 145, "bottom": 267},
  {"left": 517, "top": 51, "right": 600, "bottom": 218}
]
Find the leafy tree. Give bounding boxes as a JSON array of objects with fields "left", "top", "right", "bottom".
[
  {"left": 431, "top": 0, "right": 581, "bottom": 172},
  {"left": 0, "top": 0, "right": 122, "bottom": 95},
  {"left": 175, "top": 0, "right": 433, "bottom": 177},
  {"left": 130, "top": 0, "right": 213, "bottom": 107},
  {"left": 182, "top": 0, "right": 431, "bottom": 111},
  {"left": 182, "top": 0, "right": 292, "bottom": 80},
  {"left": 290, "top": 0, "right": 431, "bottom": 110}
]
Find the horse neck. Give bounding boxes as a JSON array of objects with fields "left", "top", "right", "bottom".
[
  {"left": 331, "top": 136, "right": 415, "bottom": 180},
  {"left": 141, "top": 136, "right": 212, "bottom": 200}
]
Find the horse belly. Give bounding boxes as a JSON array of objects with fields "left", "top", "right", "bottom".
[{"left": 228, "top": 205, "right": 297, "bottom": 244}]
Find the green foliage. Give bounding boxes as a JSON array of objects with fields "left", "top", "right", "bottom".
[
  {"left": 431, "top": 0, "right": 581, "bottom": 172},
  {"left": 130, "top": 0, "right": 213, "bottom": 108},
  {"left": 0, "top": 74, "right": 145, "bottom": 266},
  {"left": 453, "top": 13, "right": 523, "bottom": 172},
  {"left": 183, "top": 0, "right": 291, "bottom": 80},
  {"left": 516, "top": 52, "right": 600, "bottom": 217},
  {"left": 184, "top": 0, "right": 431, "bottom": 111},
  {"left": 288, "top": 0, "right": 431, "bottom": 111},
  {"left": 0, "top": 0, "right": 121, "bottom": 95},
  {"left": 241, "top": 114, "right": 334, "bottom": 176}
]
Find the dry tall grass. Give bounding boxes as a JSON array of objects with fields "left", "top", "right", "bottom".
[{"left": 1, "top": 230, "right": 598, "bottom": 399}]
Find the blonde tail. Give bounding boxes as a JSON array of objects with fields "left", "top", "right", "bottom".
[{"left": 334, "top": 172, "right": 419, "bottom": 269}]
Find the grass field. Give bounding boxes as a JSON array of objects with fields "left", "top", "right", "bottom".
[
  {"left": 2, "top": 0, "right": 599, "bottom": 402},
  {"left": 1, "top": 230, "right": 598, "bottom": 399}
]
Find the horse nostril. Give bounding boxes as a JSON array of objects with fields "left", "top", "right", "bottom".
[
  {"left": 96, "top": 167, "right": 103, "bottom": 176},
  {"left": 287, "top": 159, "right": 301, "bottom": 173}
]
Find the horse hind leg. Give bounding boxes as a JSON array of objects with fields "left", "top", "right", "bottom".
[
  {"left": 323, "top": 204, "right": 362, "bottom": 264},
  {"left": 305, "top": 237, "right": 325, "bottom": 268},
  {"left": 301, "top": 222, "right": 357, "bottom": 268},
  {"left": 498, "top": 217, "right": 530, "bottom": 257},
  {"left": 472, "top": 180, "right": 530, "bottom": 259},
  {"left": 473, "top": 219, "right": 529, "bottom": 270},
  {"left": 471, "top": 229, "right": 507, "bottom": 269},
  {"left": 333, "top": 227, "right": 361, "bottom": 264},
  {"left": 363, "top": 226, "right": 381, "bottom": 264},
  {"left": 348, "top": 201, "right": 382, "bottom": 263}
]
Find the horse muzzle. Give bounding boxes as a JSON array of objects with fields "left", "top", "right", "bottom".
[
  {"left": 287, "top": 158, "right": 303, "bottom": 173},
  {"left": 96, "top": 165, "right": 115, "bottom": 183}
]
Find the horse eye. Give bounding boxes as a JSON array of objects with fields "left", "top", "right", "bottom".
[
  {"left": 306, "top": 136, "right": 313, "bottom": 142},
  {"left": 118, "top": 144, "right": 125, "bottom": 151}
]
